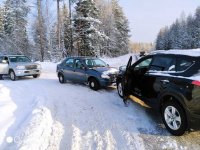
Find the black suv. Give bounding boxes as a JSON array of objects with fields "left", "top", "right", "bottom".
[{"left": 117, "top": 50, "right": 200, "bottom": 136}]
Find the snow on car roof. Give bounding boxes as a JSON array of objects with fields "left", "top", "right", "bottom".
[
  {"left": 150, "top": 49, "right": 200, "bottom": 57},
  {"left": 149, "top": 71, "right": 200, "bottom": 81}
]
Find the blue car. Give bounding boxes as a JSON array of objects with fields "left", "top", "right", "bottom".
[{"left": 56, "top": 57, "right": 119, "bottom": 90}]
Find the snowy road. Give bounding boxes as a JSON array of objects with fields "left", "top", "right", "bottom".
[{"left": 0, "top": 57, "right": 200, "bottom": 150}]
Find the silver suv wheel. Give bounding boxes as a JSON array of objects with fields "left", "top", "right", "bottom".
[
  {"left": 10, "top": 70, "right": 17, "bottom": 81},
  {"left": 162, "top": 101, "right": 187, "bottom": 136},
  {"left": 164, "top": 106, "right": 181, "bottom": 130}
]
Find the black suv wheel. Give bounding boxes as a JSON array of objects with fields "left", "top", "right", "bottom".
[
  {"left": 89, "top": 78, "right": 100, "bottom": 91},
  {"left": 117, "top": 80, "right": 123, "bottom": 98},
  {"left": 162, "top": 101, "right": 187, "bottom": 136}
]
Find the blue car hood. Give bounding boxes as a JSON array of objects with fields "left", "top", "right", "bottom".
[{"left": 91, "top": 67, "right": 119, "bottom": 74}]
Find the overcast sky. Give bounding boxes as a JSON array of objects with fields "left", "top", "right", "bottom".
[
  {"left": 0, "top": 0, "right": 199, "bottom": 43},
  {"left": 119, "top": 0, "right": 199, "bottom": 43}
]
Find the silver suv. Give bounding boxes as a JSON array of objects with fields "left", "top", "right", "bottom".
[{"left": 0, "top": 55, "right": 41, "bottom": 81}]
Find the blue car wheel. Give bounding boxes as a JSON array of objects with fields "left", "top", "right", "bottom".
[{"left": 89, "top": 78, "right": 100, "bottom": 91}]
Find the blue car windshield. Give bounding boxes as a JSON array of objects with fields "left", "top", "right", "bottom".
[
  {"left": 9, "top": 56, "right": 31, "bottom": 63},
  {"left": 84, "top": 58, "right": 107, "bottom": 68}
]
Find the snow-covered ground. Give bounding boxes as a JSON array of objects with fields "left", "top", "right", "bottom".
[{"left": 0, "top": 54, "right": 200, "bottom": 150}]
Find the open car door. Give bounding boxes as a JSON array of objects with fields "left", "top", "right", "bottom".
[
  {"left": 122, "top": 56, "right": 132, "bottom": 99},
  {"left": 0, "top": 60, "right": 9, "bottom": 75}
]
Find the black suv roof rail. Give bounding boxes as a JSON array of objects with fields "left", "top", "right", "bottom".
[{"left": 150, "top": 49, "right": 200, "bottom": 57}]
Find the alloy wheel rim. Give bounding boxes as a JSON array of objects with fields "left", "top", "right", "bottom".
[
  {"left": 118, "top": 83, "right": 123, "bottom": 96},
  {"left": 10, "top": 72, "right": 14, "bottom": 80},
  {"left": 91, "top": 82, "right": 95, "bottom": 88},
  {"left": 59, "top": 75, "right": 63, "bottom": 82},
  {"left": 164, "top": 106, "right": 181, "bottom": 130}
]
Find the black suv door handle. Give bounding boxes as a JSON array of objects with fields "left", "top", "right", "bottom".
[{"left": 161, "top": 80, "right": 169, "bottom": 84}]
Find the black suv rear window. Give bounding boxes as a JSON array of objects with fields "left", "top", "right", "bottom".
[
  {"left": 176, "top": 59, "right": 194, "bottom": 72},
  {"left": 149, "top": 56, "right": 175, "bottom": 71}
]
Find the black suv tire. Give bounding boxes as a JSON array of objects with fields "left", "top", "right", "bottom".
[
  {"left": 89, "top": 78, "right": 100, "bottom": 91},
  {"left": 117, "top": 80, "right": 123, "bottom": 98},
  {"left": 162, "top": 101, "right": 187, "bottom": 136}
]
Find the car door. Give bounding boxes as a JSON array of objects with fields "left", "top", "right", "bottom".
[
  {"left": 73, "top": 59, "right": 87, "bottom": 83},
  {"left": 62, "top": 58, "right": 75, "bottom": 81},
  {"left": 0, "top": 56, "right": 9, "bottom": 74},
  {"left": 141, "top": 55, "right": 176, "bottom": 107},
  {"left": 128, "top": 56, "right": 153, "bottom": 97}
]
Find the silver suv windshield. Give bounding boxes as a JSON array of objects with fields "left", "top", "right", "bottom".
[
  {"left": 9, "top": 56, "right": 31, "bottom": 63},
  {"left": 84, "top": 58, "right": 107, "bottom": 68}
]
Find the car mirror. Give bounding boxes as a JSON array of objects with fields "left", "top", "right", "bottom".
[{"left": 107, "top": 64, "right": 109, "bottom": 67}]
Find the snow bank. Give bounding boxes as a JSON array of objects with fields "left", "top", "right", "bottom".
[
  {"left": 102, "top": 53, "right": 138, "bottom": 68},
  {"left": 37, "top": 62, "right": 57, "bottom": 73}
]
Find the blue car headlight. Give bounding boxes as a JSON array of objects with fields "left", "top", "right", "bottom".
[{"left": 101, "top": 73, "right": 110, "bottom": 79}]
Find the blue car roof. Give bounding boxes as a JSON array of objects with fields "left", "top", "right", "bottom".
[{"left": 66, "top": 56, "right": 99, "bottom": 59}]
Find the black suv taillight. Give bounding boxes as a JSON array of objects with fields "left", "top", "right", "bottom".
[{"left": 192, "top": 80, "right": 200, "bottom": 86}]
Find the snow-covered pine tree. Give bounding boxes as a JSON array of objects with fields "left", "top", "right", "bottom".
[
  {"left": 94, "top": 0, "right": 115, "bottom": 57},
  {"left": 156, "top": 27, "right": 169, "bottom": 50},
  {"left": 177, "top": 13, "right": 190, "bottom": 49},
  {"left": 49, "top": 23, "right": 62, "bottom": 61},
  {"left": 32, "top": 15, "right": 49, "bottom": 61},
  {"left": 0, "top": 5, "right": 5, "bottom": 54},
  {"left": 186, "top": 14, "right": 196, "bottom": 49},
  {"left": 169, "top": 20, "right": 182, "bottom": 49},
  {"left": 74, "top": 0, "right": 105, "bottom": 57},
  {"left": 156, "top": 29, "right": 164, "bottom": 50},
  {"left": 2, "top": 0, "right": 29, "bottom": 55},
  {"left": 193, "top": 6, "right": 200, "bottom": 48},
  {"left": 111, "top": 0, "right": 130, "bottom": 57},
  {"left": 3, "top": 0, "right": 14, "bottom": 36},
  {"left": 61, "top": 4, "right": 71, "bottom": 56},
  {"left": 0, "top": 5, "right": 4, "bottom": 37}
]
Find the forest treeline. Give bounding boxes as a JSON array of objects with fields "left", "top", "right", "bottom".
[
  {"left": 0, "top": 0, "right": 130, "bottom": 61},
  {"left": 156, "top": 7, "right": 200, "bottom": 50}
]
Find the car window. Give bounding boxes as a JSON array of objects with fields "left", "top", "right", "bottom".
[
  {"left": 177, "top": 59, "right": 194, "bottom": 72},
  {"left": 84, "top": 58, "right": 107, "bottom": 68},
  {"left": 149, "top": 56, "right": 175, "bottom": 72},
  {"left": 9, "top": 56, "right": 31, "bottom": 62},
  {"left": 65, "top": 58, "right": 74, "bottom": 68},
  {"left": 75, "top": 59, "right": 83, "bottom": 69},
  {"left": 134, "top": 58, "right": 152, "bottom": 70}
]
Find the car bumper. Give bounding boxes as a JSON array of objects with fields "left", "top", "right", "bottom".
[
  {"left": 99, "top": 78, "right": 116, "bottom": 87},
  {"left": 15, "top": 69, "right": 41, "bottom": 76}
]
